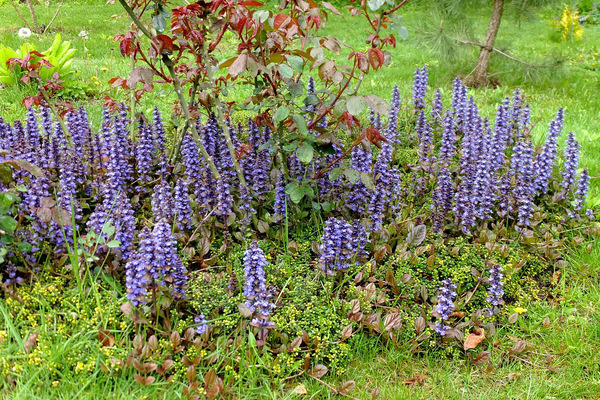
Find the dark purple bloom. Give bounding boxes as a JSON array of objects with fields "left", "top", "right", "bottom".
[
  {"left": 431, "top": 165, "right": 454, "bottom": 231},
  {"left": 319, "top": 217, "right": 369, "bottom": 273},
  {"left": 533, "top": 109, "right": 564, "bottom": 195},
  {"left": 561, "top": 132, "right": 580, "bottom": 195},
  {"left": 412, "top": 66, "right": 428, "bottom": 109},
  {"left": 174, "top": 178, "right": 193, "bottom": 230},
  {"left": 152, "top": 180, "right": 174, "bottom": 223},
  {"left": 273, "top": 175, "right": 287, "bottom": 221},
  {"left": 243, "top": 241, "right": 275, "bottom": 327},
  {"left": 486, "top": 264, "right": 504, "bottom": 315},
  {"left": 432, "top": 88, "right": 443, "bottom": 125},
  {"left": 195, "top": 314, "right": 209, "bottom": 334},
  {"left": 439, "top": 111, "right": 456, "bottom": 163},
  {"left": 511, "top": 139, "right": 535, "bottom": 226},
  {"left": 434, "top": 278, "right": 457, "bottom": 336},
  {"left": 574, "top": 168, "right": 589, "bottom": 212},
  {"left": 152, "top": 219, "right": 188, "bottom": 299}
]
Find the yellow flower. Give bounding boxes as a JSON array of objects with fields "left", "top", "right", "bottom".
[
  {"left": 514, "top": 307, "right": 527, "bottom": 314},
  {"left": 88, "top": 53, "right": 92, "bottom": 57},
  {"left": 91, "top": 75, "right": 97, "bottom": 80},
  {"left": 52, "top": 381, "right": 60, "bottom": 387},
  {"left": 94, "top": 81, "right": 100, "bottom": 85},
  {"left": 100, "top": 67, "right": 109, "bottom": 71}
]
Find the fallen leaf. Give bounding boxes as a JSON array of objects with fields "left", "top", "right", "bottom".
[
  {"left": 98, "top": 328, "right": 115, "bottom": 347},
  {"left": 309, "top": 364, "right": 328, "bottom": 378},
  {"left": 464, "top": 328, "right": 486, "bottom": 351},
  {"left": 24, "top": 332, "right": 38, "bottom": 353},
  {"left": 403, "top": 373, "right": 425, "bottom": 386},
  {"left": 293, "top": 384, "right": 308, "bottom": 395}
]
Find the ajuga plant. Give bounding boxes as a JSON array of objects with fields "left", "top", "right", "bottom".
[{"left": 0, "top": 0, "right": 598, "bottom": 389}]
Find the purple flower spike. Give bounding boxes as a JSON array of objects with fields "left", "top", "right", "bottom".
[
  {"left": 561, "top": 132, "right": 580, "bottom": 195},
  {"left": 485, "top": 264, "right": 504, "bottom": 315},
  {"left": 243, "top": 241, "right": 275, "bottom": 327},
  {"left": 434, "top": 278, "right": 457, "bottom": 336},
  {"left": 195, "top": 314, "right": 209, "bottom": 335},
  {"left": 574, "top": 168, "right": 589, "bottom": 212}
]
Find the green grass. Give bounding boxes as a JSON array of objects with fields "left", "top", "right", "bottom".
[{"left": 2, "top": 1, "right": 600, "bottom": 399}]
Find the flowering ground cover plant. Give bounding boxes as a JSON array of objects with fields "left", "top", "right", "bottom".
[
  {"left": 0, "top": 0, "right": 598, "bottom": 397},
  {"left": 0, "top": 65, "right": 597, "bottom": 396}
]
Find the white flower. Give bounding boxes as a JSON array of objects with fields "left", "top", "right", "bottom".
[
  {"left": 18, "top": 28, "right": 32, "bottom": 39},
  {"left": 78, "top": 30, "right": 89, "bottom": 40}
]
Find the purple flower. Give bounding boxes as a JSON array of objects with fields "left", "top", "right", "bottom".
[
  {"left": 195, "top": 314, "right": 209, "bottom": 334},
  {"left": 574, "top": 168, "right": 589, "bottom": 212},
  {"left": 174, "top": 178, "right": 193, "bottom": 230},
  {"left": 486, "top": 264, "right": 504, "bottom": 315},
  {"left": 439, "top": 111, "right": 456, "bottom": 162},
  {"left": 416, "top": 110, "right": 433, "bottom": 163},
  {"left": 273, "top": 175, "right": 287, "bottom": 221},
  {"left": 152, "top": 219, "right": 188, "bottom": 299},
  {"left": 511, "top": 139, "right": 535, "bottom": 226},
  {"left": 431, "top": 165, "right": 454, "bottom": 231},
  {"left": 319, "top": 217, "right": 369, "bottom": 273},
  {"left": 533, "top": 109, "right": 564, "bottom": 195},
  {"left": 434, "top": 279, "right": 457, "bottom": 336},
  {"left": 561, "top": 132, "right": 580, "bottom": 195},
  {"left": 135, "top": 118, "right": 154, "bottom": 191},
  {"left": 243, "top": 241, "right": 275, "bottom": 326},
  {"left": 151, "top": 180, "right": 174, "bottom": 223},
  {"left": 432, "top": 88, "right": 443, "bottom": 125},
  {"left": 412, "top": 66, "right": 428, "bottom": 109}
]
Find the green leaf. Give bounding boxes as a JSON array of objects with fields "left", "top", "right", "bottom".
[
  {"left": 0, "top": 163, "right": 12, "bottom": 185},
  {"left": 287, "top": 55, "right": 304, "bottom": 73},
  {"left": 17, "top": 241, "right": 32, "bottom": 252},
  {"left": 152, "top": 15, "right": 167, "bottom": 33},
  {"left": 292, "top": 114, "right": 308, "bottom": 135},
  {"left": 107, "top": 240, "right": 121, "bottom": 249},
  {"left": 0, "top": 192, "right": 19, "bottom": 207},
  {"left": 321, "top": 202, "right": 333, "bottom": 212},
  {"left": 346, "top": 95, "right": 367, "bottom": 116},
  {"left": 101, "top": 223, "right": 116, "bottom": 237},
  {"left": 329, "top": 167, "right": 342, "bottom": 181},
  {"left": 288, "top": 82, "right": 304, "bottom": 98},
  {"left": 397, "top": 26, "right": 408, "bottom": 41},
  {"left": 278, "top": 64, "right": 294, "bottom": 79},
  {"left": 360, "top": 172, "right": 375, "bottom": 191},
  {"left": 274, "top": 105, "right": 290, "bottom": 123},
  {"left": 301, "top": 183, "right": 315, "bottom": 199},
  {"left": 0, "top": 215, "right": 17, "bottom": 234},
  {"left": 296, "top": 142, "right": 314, "bottom": 164},
  {"left": 283, "top": 141, "right": 300, "bottom": 152},
  {"left": 285, "top": 183, "right": 305, "bottom": 204},
  {"left": 253, "top": 10, "right": 269, "bottom": 23},
  {"left": 343, "top": 168, "right": 359, "bottom": 184},
  {"left": 367, "top": 0, "right": 385, "bottom": 11}
]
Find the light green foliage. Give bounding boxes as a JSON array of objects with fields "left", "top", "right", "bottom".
[{"left": 0, "top": 34, "right": 76, "bottom": 85}]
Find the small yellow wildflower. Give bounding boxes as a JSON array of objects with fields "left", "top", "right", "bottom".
[
  {"left": 52, "top": 381, "right": 60, "bottom": 387},
  {"left": 94, "top": 81, "right": 100, "bottom": 86},
  {"left": 100, "top": 67, "right": 109, "bottom": 71},
  {"left": 91, "top": 76, "right": 97, "bottom": 80},
  {"left": 514, "top": 307, "right": 527, "bottom": 314}
]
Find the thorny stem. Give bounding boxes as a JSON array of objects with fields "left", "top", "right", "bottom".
[
  {"left": 163, "top": 56, "right": 221, "bottom": 180},
  {"left": 307, "top": 60, "right": 358, "bottom": 131},
  {"left": 117, "top": 0, "right": 221, "bottom": 180},
  {"left": 201, "top": 44, "right": 249, "bottom": 189}
]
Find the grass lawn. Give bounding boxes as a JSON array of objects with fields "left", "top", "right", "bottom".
[{"left": 1, "top": 0, "right": 600, "bottom": 399}]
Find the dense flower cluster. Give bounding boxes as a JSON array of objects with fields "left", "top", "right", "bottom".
[
  {"left": 243, "top": 241, "right": 275, "bottom": 327},
  {"left": 486, "top": 264, "right": 504, "bottom": 315},
  {"left": 434, "top": 279, "right": 457, "bottom": 336},
  {"left": 318, "top": 217, "right": 369, "bottom": 274}
]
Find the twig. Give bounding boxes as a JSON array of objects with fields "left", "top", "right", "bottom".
[
  {"left": 9, "top": 0, "right": 34, "bottom": 33},
  {"left": 308, "top": 374, "right": 362, "bottom": 400},
  {"left": 43, "top": 0, "right": 65, "bottom": 34},
  {"left": 456, "top": 39, "right": 545, "bottom": 68}
]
